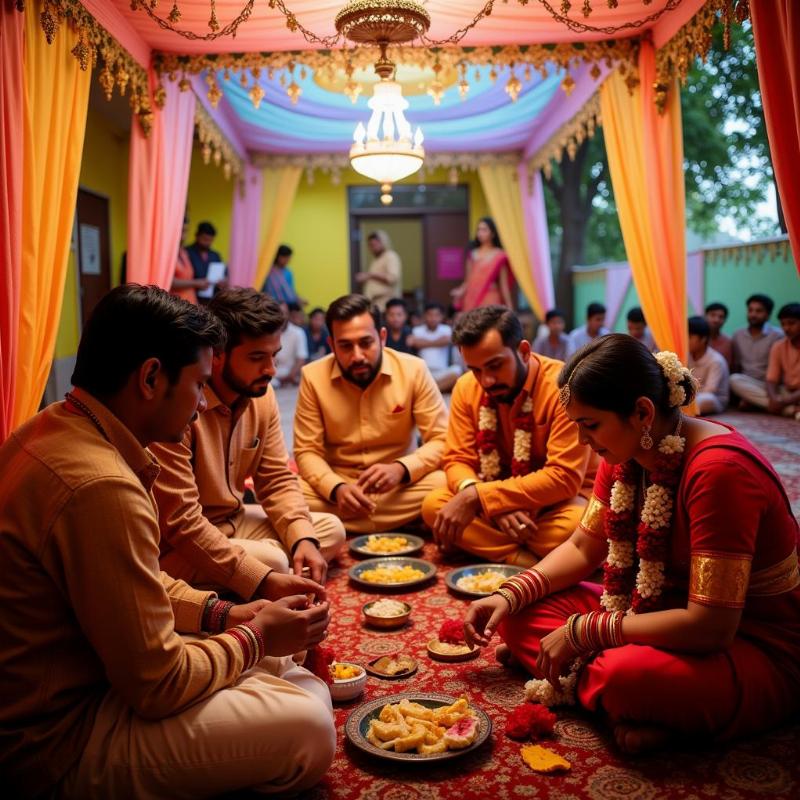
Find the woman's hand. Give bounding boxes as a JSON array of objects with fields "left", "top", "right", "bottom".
[
  {"left": 226, "top": 599, "right": 269, "bottom": 629},
  {"left": 463, "top": 594, "right": 511, "bottom": 648},
  {"left": 536, "top": 623, "right": 579, "bottom": 686}
]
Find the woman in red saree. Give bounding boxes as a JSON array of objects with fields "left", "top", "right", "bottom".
[
  {"left": 464, "top": 334, "right": 800, "bottom": 753},
  {"left": 451, "top": 217, "right": 514, "bottom": 311}
]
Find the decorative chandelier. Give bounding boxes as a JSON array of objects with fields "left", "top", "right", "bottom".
[{"left": 335, "top": 1, "right": 430, "bottom": 204}]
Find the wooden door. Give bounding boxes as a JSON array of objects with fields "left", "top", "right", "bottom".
[
  {"left": 423, "top": 212, "right": 470, "bottom": 310},
  {"left": 75, "top": 189, "right": 111, "bottom": 324}
]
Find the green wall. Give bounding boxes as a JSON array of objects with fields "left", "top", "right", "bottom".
[{"left": 573, "top": 239, "right": 800, "bottom": 337}]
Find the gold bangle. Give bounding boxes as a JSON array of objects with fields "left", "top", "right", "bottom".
[
  {"left": 494, "top": 587, "right": 517, "bottom": 614},
  {"left": 458, "top": 478, "right": 478, "bottom": 493}
]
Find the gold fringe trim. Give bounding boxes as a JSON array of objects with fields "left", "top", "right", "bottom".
[
  {"left": 30, "top": 1, "right": 152, "bottom": 135},
  {"left": 527, "top": 92, "right": 601, "bottom": 178},
  {"left": 194, "top": 100, "right": 245, "bottom": 183}
]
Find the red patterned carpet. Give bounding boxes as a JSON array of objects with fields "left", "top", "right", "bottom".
[{"left": 264, "top": 409, "right": 800, "bottom": 800}]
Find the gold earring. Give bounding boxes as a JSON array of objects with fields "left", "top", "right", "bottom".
[{"left": 640, "top": 426, "right": 653, "bottom": 450}]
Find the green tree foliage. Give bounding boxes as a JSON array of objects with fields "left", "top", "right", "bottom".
[{"left": 543, "top": 20, "right": 778, "bottom": 320}]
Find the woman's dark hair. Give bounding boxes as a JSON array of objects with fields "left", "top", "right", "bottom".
[
  {"left": 557, "top": 333, "right": 696, "bottom": 417},
  {"left": 471, "top": 216, "right": 502, "bottom": 249},
  {"left": 275, "top": 244, "right": 293, "bottom": 260},
  {"left": 209, "top": 288, "right": 286, "bottom": 352},
  {"left": 72, "top": 284, "right": 225, "bottom": 398},
  {"left": 325, "top": 294, "right": 380, "bottom": 338},
  {"left": 452, "top": 305, "right": 523, "bottom": 349}
]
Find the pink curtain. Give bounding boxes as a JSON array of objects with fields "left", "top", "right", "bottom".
[
  {"left": 750, "top": 1, "right": 800, "bottom": 270},
  {"left": 518, "top": 164, "right": 555, "bottom": 314},
  {"left": 228, "top": 164, "right": 264, "bottom": 287},
  {"left": 0, "top": 0, "right": 23, "bottom": 441},
  {"left": 127, "top": 72, "right": 196, "bottom": 288}
]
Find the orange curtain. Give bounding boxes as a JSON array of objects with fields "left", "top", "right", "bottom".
[
  {"left": 0, "top": 1, "right": 24, "bottom": 441},
  {"left": 12, "top": 3, "right": 91, "bottom": 428},
  {"left": 750, "top": 1, "right": 800, "bottom": 270},
  {"left": 600, "top": 41, "right": 688, "bottom": 361}
]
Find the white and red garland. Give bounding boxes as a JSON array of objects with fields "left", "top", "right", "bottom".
[{"left": 476, "top": 393, "right": 534, "bottom": 480}]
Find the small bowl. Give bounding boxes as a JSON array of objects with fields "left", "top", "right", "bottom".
[
  {"left": 362, "top": 600, "right": 412, "bottom": 630},
  {"left": 329, "top": 662, "right": 367, "bottom": 702}
]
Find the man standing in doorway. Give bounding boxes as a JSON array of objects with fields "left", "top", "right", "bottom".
[{"left": 355, "top": 231, "right": 402, "bottom": 312}]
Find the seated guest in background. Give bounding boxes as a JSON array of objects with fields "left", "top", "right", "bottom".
[
  {"left": 170, "top": 216, "right": 209, "bottom": 304},
  {"left": 274, "top": 301, "right": 308, "bottom": 387},
  {"left": 0, "top": 285, "right": 335, "bottom": 798},
  {"left": 422, "top": 306, "right": 596, "bottom": 567},
  {"left": 705, "top": 301, "right": 734, "bottom": 369},
  {"left": 295, "top": 293, "right": 447, "bottom": 532},
  {"left": 384, "top": 296, "right": 416, "bottom": 354},
  {"left": 533, "top": 309, "right": 570, "bottom": 362},
  {"left": 153, "top": 288, "right": 344, "bottom": 597},
  {"left": 730, "top": 294, "right": 783, "bottom": 408},
  {"left": 463, "top": 335, "right": 800, "bottom": 755},
  {"left": 306, "top": 306, "right": 331, "bottom": 361},
  {"left": 408, "top": 302, "right": 462, "bottom": 393},
  {"left": 262, "top": 244, "right": 305, "bottom": 306},
  {"left": 185, "top": 221, "right": 226, "bottom": 303},
  {"left": 688, "top": 315, "right": 729, "bottom": 415},
  {"left": 626, "top": 307, "right": 656, "bottom": 352},
  {"left": 568, "top": 302, "right": 610, "bottom": 355},
  {"left": 732, "top": 302, "right": 800, "bottom": 420}
]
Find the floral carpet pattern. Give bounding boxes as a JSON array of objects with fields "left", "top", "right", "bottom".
[{"left": 285, "top": 410, "right": 800, "bottom": 800}]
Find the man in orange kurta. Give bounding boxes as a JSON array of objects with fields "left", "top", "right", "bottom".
[{"left": 422, "top": 306, "right": 596, "bottom": 566}]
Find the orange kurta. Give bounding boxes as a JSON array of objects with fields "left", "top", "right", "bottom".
[{"left": 422, "top": 355, "right": 597, "bottom": 563}]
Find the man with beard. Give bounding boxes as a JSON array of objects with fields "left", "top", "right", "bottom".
[
  {"left": 294, "top": 294, "right": 447, "bottom": 532},
  {"left": 421, "top": 306, "right": 596, "bottom": 566},
  {"left": 152, "top": 288, "right": 345, "bottom": 599}
]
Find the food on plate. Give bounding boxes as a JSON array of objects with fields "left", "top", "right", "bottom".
[
  {"left": 372, "top": 655, "right": 416, "bottom": 676},
  {"left": 520, "top": 744, "right": 571, "bottom": 773},
  {"left": 428, "top": 639, "right": 476, "bottom": 657},
  {"left": 360, "top": 564, "right": 425, "bottom": 584},
  {"left": 362, "top": 535, "right": 410, "bottom": 554},
  {"left": 330, "top": 662, "right": 363, "bottom": 681},
  {"left": 366, "top": 599, "right": 408, "bottom": 618},
  {"left": 455, "top": 570, "right": 507, "bottom": 594},
  {"left": 366, "top": 697, "right": 478, "bottom": 755}
]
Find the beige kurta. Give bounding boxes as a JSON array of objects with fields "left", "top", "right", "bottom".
[{"left": 363, "top": 248, "right": 402, "bottom": 310}]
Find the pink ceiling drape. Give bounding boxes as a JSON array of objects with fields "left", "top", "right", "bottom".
[{"left": 127, "top": 74, "right": 196, "bottom": 288}]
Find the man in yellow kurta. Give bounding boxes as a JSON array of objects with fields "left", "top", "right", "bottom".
[
  {"left": 295, "top": 294, "right": 447, "bottom": 532},
  {"left": 422, "top": 306, "right": 596, "bottom": 566},
  {"left": 152, "top": 289, "right": 345, "bottom": 599}
]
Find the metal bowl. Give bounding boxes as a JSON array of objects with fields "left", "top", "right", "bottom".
[
  {"left": 362, "top": 599, "right": 412, "bottom": 629},
  {"left": 444, "top": 563, "right": 525, "bottom": 598},
  {"left": 349, "top": 557, "right": 436, "bottom": 591}
]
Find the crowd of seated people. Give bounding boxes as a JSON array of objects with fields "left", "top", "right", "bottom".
[{"left": 1, "top": 281, "right": 797, "bottom": 797}]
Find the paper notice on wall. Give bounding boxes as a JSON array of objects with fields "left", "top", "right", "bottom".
[
  {"left": 79, "top": 224, "right": 101, "bottom": 275},
  {"left": 198, "top": 261, "right": 226, "bottom": 298}
]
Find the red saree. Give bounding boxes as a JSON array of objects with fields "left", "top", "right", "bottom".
[
  {"left": 460, "top": 249, "right": 511, "bottom": 311},
  {"left": 501, "top": 428, "right": 800, "bottom": 740}
]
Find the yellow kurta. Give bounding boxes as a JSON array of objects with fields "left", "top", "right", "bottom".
[{"left": 422, "top": 355, "right": 597, "bottom": 563}]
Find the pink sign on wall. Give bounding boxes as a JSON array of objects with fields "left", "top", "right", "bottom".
[{"left": 436, "top": 247, "right": 465, "bottom": 280}]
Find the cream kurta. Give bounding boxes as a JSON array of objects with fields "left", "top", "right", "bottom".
[{"left": 363, "top": 248, "right": 402, "bottom": 311}]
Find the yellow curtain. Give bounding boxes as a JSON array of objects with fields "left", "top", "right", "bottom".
[
  {"left": 252, "top": 166, "right": 303, "bottom": 291},
  {"left": 13, "top": 5, "right": 91, "bottom": 427},
  {"left": 599, "top": 41, "right": 688, "bottom": 362},
  {"left": 477, "top": 162, "right": 546, "bottom": 320}
]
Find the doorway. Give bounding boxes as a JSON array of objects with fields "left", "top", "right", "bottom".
[
  {"left": 75, "top": 188, "right": 112, "bottom": 324},
  {"left": 349, "top": 184, "right": 469, "bottom": 312}
]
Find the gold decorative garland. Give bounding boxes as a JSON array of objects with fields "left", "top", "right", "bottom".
[
  {"left": 26, "top": 1, "right": 152, "bottom": 134},
  {"left": 193, "top": 100, "right": 245, "bottom": 182},
  {"left": 251, "top": 150, "right": 521, "bottom": 185},
  {"left": 154, "top": 40, "right": 637, "bottom": 110},
  {"left": 527, "top": 92, "right": 602, "bottom": 179}
]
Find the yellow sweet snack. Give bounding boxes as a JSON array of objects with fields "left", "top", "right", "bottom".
[
  {"left": 363, "top": 535, "right": 410, "bottom": 554},
  {"left": 360, "top": 565, "right": 425, "bottom": 584},
  {"left": 456, "top": 570, "right": 507, "bottom": 593},
  {"left": 520, "top": 744, "right": 571, "bottom": 773},
  {"left": 367, "top": 697, "right": 477, "bottom": 756},
  {"left": 330, "top": 663, "right": 363, "bottom": 681}
]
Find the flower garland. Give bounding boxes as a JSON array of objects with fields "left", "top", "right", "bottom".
[
  {"left": 476, "top": 394, "right": 534, "bottom": 481},
  {"left": 602, "top": 423, "right": 685, "bottom": 616}
]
